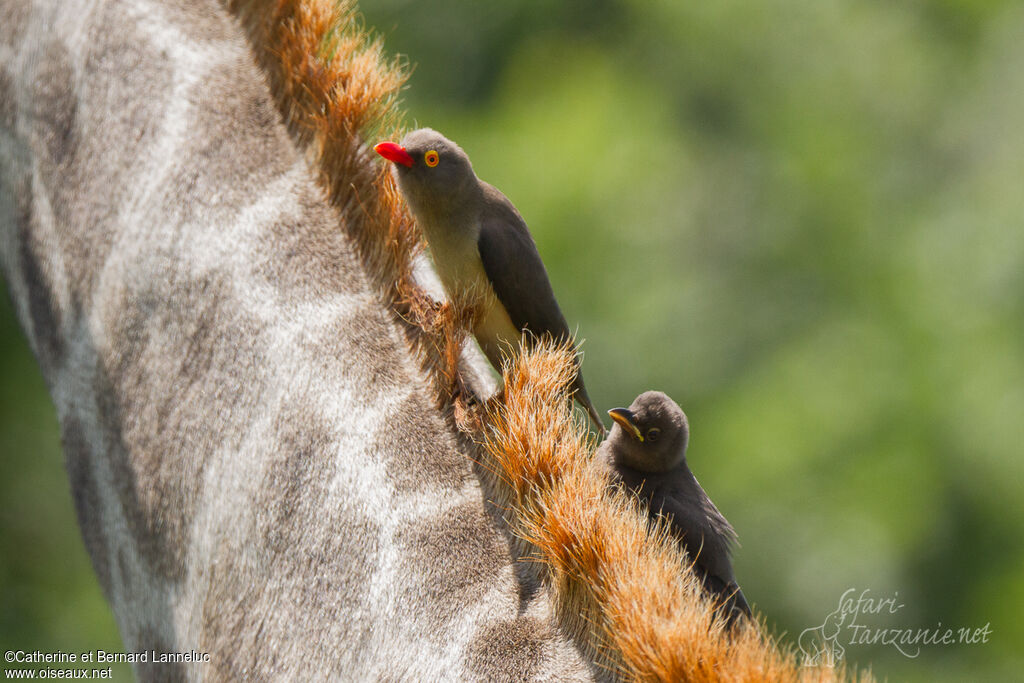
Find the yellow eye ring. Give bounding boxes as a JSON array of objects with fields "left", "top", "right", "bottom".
[{"left": 424, "top": 150, "right": 440, "bottom": 167}]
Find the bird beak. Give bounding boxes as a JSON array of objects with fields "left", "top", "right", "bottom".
[
  {"left": 607, "top": 408, "right": 643, "bottom": 442},
  {"left": 374, "top": 141, "right": 414, "bottom": 168}
]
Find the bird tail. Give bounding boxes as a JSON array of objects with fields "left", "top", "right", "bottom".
[
  {"left": 697, "top": 567, "right": 752, "bottom": 630},
  {"left": 724, "top": 584, "right": 753, "bottom": 629},
  {"left": 571, "top": 375, "right": 606, "bottom": 436}
]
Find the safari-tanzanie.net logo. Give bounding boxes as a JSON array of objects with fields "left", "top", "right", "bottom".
[{"left": 799, "top": 588, "right": 992, "bottom": 666}]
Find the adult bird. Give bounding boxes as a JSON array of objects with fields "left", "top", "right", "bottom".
[
  {"left": 597, "top": 391, "right": 751, "bottom": 626},
  {"left": 375, "top": 128, "right": 605, "bottom": 433}
]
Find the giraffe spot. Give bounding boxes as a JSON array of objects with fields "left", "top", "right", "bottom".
[
  {"left": 257, "top": 407, "right": 338, "bottom": 552},
  {"left": 30, "top": 41, "right": 78, "bottom": 167},
  {"left": 62, "top": 416, "right": 112, "bottom": 597},
  {"left": 466, "top": 616, "right": 554, "bottom": 682},
  {"left": 379, "top": 391, "right": 470, "bottom": 494},
  {"left": 257, "top": 404, "right": 382, "bottom": 601},
  {"left": 253, "top": 183, "right": 365, "bottom": 304},
  {"left": 43, "top": 1, "right": 173, "bottom": 308},
  {"left": 97, "top": 376, "right": 188, "bottom": 584},
  {"left": 0, "top": 2, "right": 30, "bottom": 50},
  {"left": 294, "top": 306, "right": 402, "bottom": 399},
  {"left": 395, "top": 500, "right": 512, "bottom": 629},
  {"left": 167, "top": 56, "right": 294, "bottom": 227}
]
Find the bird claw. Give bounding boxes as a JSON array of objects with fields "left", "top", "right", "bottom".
[{"left": 451, "top": 377, "right": 484, "bottom": 433}]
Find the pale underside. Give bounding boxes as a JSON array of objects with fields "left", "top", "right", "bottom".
[{"left": 421, "top": 221, "right": 522, "bottom": 372}]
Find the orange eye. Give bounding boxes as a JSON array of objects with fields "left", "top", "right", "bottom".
[{"left": 424, "top": 150, "right": 440, "bottom": 167}]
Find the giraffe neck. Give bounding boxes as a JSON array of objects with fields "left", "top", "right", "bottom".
[{"left": 0, "top": 0, "right": 593, "bottom": 678}]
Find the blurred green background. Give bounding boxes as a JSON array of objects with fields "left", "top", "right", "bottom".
[{"left": 3, "top": 0, "right": 1023, "bottom": 680}]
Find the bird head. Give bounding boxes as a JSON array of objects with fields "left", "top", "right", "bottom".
[
  {"left": 374, "top": 128, "right": 479, "bottom": 220},
  {"left": 606, "top": 391, "right": 690, "bottom": 473}
]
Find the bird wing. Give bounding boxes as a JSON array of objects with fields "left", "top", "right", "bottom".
[
  {"left": 476, "top": 182, "right": 571, "bottom": 341},
  {"left": 654, "top": 478, "right": 739, "bottom": 584},
  {"left": 657, "top": 489, "right": 752, "bottom": 623},
  {"left": 608, "top": 465, "right": 751, "bottom": 624}
]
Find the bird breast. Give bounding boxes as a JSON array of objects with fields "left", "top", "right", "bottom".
[{"left": 420, "top": 215, "right": 522, "bottom": 368}]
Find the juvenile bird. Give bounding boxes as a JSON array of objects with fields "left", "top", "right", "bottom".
[
  {"left": 375, "top": 129, "right": 604, "bottom": 433},
  {"left": 597, "top": 391, "right": 751, "bottom": 626}
]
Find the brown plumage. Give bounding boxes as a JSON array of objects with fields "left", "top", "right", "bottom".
[{"left": 597, "top": 391, "right": 752, "bottom": 627}]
